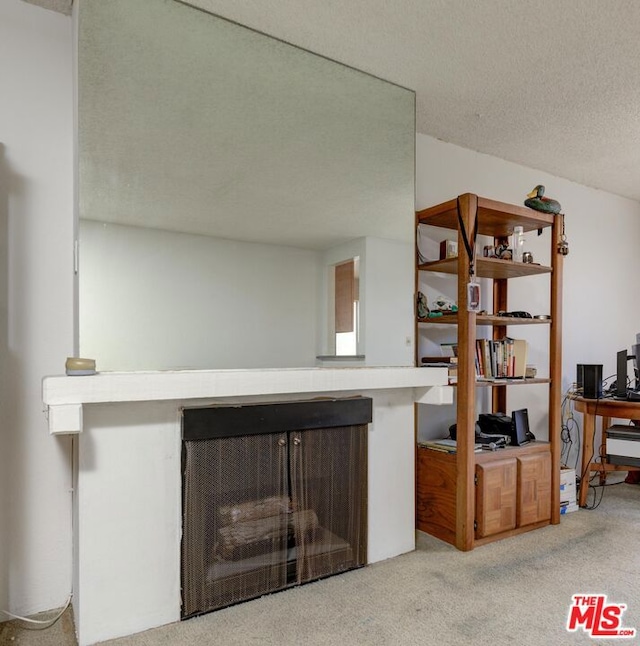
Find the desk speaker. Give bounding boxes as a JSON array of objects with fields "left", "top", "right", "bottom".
[{"left": 578, "top": 363, "right": 603, "bottom": 399}]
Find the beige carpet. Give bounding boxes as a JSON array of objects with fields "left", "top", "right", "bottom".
[{"left": 3, "top": 480, "right": 639, "bottom": 646}]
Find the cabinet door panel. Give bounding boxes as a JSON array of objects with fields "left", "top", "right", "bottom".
[
  {"left": 181, "top": 431, "right": 289, "bottom": 617},
  {"left": 475, "top": 459, "right": 517, "bottom": 538},
  {"left": 290, "top": 425, "right": 367, "bottom": 584},
  {"left": 517, "top": 452, "right": 551, "bottom": 526}
]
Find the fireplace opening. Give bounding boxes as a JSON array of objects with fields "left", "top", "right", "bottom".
[{"left": 181, "top": 397, "right": 371, "bottom": 618}]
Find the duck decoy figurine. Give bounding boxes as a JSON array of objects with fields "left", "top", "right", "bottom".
[{"left": 524, "top": 185, "right": 562, "bottom": 215}]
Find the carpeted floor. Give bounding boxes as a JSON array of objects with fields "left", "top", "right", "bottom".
[{"left": 3, "top": 479, "right": 639, "bottom": 646}]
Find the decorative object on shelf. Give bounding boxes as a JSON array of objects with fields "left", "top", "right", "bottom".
[
  {"left": 512, "top": 225, "right": 524, "bottom": 262},
  {"left": 485, "top": 243, "right": 517, "bottom": 260},
  {"left": 524, "top": 185, "right": 562, "bottom": 215},
  {"left": 416, "top": 291, "right": 429, "bottom": 319},
  {"left": 467, "top": 281, "right": 481, "bottom": 312},
  {"left": 439, "top": 239, "right": 458, "bottom": 260},
  {"left": 498, "top": 310, "right": 532, "bottom": 318},
  {"left": 557, "top": 213, "right": 569, "bottom": 255},
  {"left": 431, "top": 295, "right": 457, "bottom": 312},
  {"left": 522, "top": 251, "right": 534, "bottom": 263},
  {"left": 495, "top": 243, "right": 512, "bottom": 260},
  {"left": 65, "top": 357, "right": 97, "bottom": 376}
]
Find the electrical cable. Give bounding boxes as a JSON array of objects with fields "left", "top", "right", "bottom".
[
  {"left": 584, "top": 476, "right": 627, "bottom": 510},
  {"left": 579, "top": 373, "right": 630, "bottom": 510},
  {"left": 560, "top": 386, "right": 581, "bottom": 472},
  {"left": 0, "top": 594, "right": 72, "bottom": 630},
  {"left": 579, "top": 392, "right": 600, "bottom": 509}
]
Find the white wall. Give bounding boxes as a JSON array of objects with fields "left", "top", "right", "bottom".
[
  {"left": 416, "top": 133, "right": 640, "bottom": 465},
  {"left": 364, "top": 237, "right": 414, "bottom": 366},
  {"left": 0, "top": 0, "right": 74, "bottom": 617},
  {"left": 79, "top": 221, "right": 321, "bottom": 370}
]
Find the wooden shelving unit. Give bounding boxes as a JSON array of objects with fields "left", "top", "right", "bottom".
[
  {"left": 415, "top": 193, "right": 563, "bottom": 551},
  {"left": 418, "top": 314, "right": 552, "bottom": 326}
]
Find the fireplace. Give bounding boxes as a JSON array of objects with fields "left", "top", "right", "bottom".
[
  {"left": 44, "top": 367, "right": 445, "bottom": 645},
  {"left": 181, "top": 397, "right": 371, "bottom": 618}
]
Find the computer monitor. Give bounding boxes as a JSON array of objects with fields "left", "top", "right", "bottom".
[
  {"left": 633, "top": 342, "right": 640, "bottom": 389},
  {"left": 511, "top": 408, "right": 531, "bottom": 446},
  {"left": 616, "top": 349, "right": 629, "bottom": 399}
]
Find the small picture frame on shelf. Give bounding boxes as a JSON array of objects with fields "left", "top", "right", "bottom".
[{"left": 439, "top": 239, "right": 458, "bottom": 260}]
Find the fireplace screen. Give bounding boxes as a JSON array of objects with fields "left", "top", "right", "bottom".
[{"left": 181, "top": 398, "right": 370, "bottom": 618}]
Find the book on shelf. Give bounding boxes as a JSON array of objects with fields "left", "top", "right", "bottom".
[
  {"left": 421, "top": 356, "right": 458, "bottom": 365},
  {"left": 421, "top": 355, "right": 458, "bottom": 382},
  {"left": 419, "top": 439, "right": 483, "bottom": 453},
  {"left": 512, "top": 338, "right": 528, "bottom": 378},
  {"left": 440, "top": 342, "right": 458, "bottom": 357}
]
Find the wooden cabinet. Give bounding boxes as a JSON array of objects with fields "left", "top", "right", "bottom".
[
  {"left": 516, "top": 451, "right": 552, "bottom": 527},
  {"left": 475, "top": 459, "right": 517, "bottom": 538},
  {"left": 415, "top": 194, "right": 562, "bottom": 550},
  {"left": 417, "top": 443, "right": 553, "bottom": 544},
  {"left": 475, "top": 448, "right": 551, "bottom": 540}
]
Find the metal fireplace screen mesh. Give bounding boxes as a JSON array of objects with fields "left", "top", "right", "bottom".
[{"left": 181, "top": 422, "right": 367, "bottom": 618}]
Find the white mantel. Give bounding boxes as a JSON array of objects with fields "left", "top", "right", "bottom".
[
  {"left": 43, "top": 367, "right": 451, "bottom": 646},
  {"left": 42, "top": 366, "right": 451, "bottom": 434}
]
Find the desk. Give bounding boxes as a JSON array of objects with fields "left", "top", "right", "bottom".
[{"left": 574, "top": 397, "right": 640, "bottom": 507}]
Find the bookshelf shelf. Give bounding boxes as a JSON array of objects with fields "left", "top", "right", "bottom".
[
  {"left": 418, "top": 257, "right": 552, "bottom": 280},
  {"left": 418, "top": 314, "right": 551, "bottom": 326},
  {"left": 445, "top": 378, "right": 550, "bottom": 387},
  {"left": 415, "top": 193, "right": 563, "bottom": 552},
  {"left": 473, "top": 378, "right": 550, "bottom": 387},
  {"left": 416, "top": 195, "right": 554, "bottom": 236}
]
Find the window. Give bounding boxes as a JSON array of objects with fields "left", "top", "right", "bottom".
[{"left": 334, "top": 258, "right": 359, "bottom": 356}]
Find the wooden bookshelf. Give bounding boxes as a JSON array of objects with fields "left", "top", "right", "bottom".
[{"left": 415, "top": 193, "right": 563, "bottom": 551}]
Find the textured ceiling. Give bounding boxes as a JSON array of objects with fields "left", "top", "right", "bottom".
[
  {"left": 185, "top": 0, "right": 640, "bottom": 204},
  {"left": 33, "top": 0, "right": 640, "bottom": 203}
]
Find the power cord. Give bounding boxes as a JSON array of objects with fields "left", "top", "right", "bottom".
[
  {"left": 583, "top": 479, "right": 627, "bottom": 510},
  {"left": 1, "top": 593, "right": 72, "bottom": 630},
  {"left": 561, "top": 385, "right": 581, "bottom": 471}
]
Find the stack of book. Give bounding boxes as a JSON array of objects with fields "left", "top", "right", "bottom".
[
  {"left": 419, "top": 438, "right": 483, "bottom": 453},
  {"left": 421, "top": 356, "right": 458, "bottom": 383},
  {"left": 475, "top": 337, "right": 527, "bottom": 380},
  {"left": 422, "top": 338, "right": 527, "bottom": 384}
]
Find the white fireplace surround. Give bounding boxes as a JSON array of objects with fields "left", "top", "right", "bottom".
[{"left": 42, "top": 367, "right": 450, "bottom": 645}]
